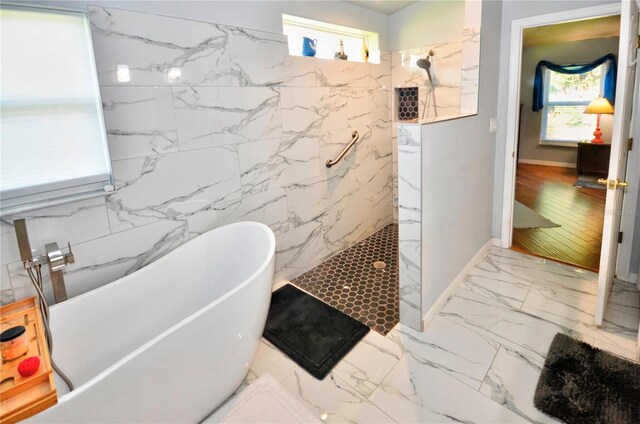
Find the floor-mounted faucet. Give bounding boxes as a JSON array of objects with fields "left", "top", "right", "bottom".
[{"left": 14, "top": 218, "right": 74, "bottom": 303}]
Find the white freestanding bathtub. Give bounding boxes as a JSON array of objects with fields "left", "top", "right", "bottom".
[{"left": 30, "top": 222, "right": 275, "bottom": 423}]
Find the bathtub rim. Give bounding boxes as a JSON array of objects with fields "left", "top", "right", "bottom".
[{"left": 49, "top": 221, "right": 275, "bottom": 404}]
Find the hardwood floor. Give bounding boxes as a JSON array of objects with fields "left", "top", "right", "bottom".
[{"left": 512, "top": 164, "right": 606, "bottom": 272}]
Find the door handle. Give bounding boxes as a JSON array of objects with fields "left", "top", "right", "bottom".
[{"left": 597, "top": 178, "right": 629, "bottom": 190}]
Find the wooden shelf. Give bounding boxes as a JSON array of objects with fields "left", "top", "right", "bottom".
[{"left": 0, "top": 297, "right": 57, "bottom": 424}]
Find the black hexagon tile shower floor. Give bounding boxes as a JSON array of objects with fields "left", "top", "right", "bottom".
[{"left": 291, "top": 224, "right": 399, "bottom": 335}]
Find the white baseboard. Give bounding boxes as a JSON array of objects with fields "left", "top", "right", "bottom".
[
  {"left": 518, "top": 159, "right": 575, "bottom": 169},
  {"left": 491, "top": 238, "right": 502, "bottom": 247},
  {"left": 617, "top": 272, "right": 639, "bottom": 285},
  {"left": 421, "top": 238, "right": 493, "bottom": 329},
  {"left": 631, "top": 273, "right": 639, "bottom": 290}
]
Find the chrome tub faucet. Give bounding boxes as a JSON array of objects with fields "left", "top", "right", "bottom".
[{"left": 14, "top": 218, "right": 74, "bottom": 303}]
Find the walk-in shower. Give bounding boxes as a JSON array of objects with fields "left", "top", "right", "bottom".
[{"left": 292, "top": 224, "right": 399, "bottom": 335}]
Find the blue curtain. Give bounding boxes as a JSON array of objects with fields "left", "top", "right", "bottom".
[{"left": 532, "top": 53, "right": 617, "bottom": 112}]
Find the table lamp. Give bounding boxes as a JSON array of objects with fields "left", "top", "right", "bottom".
[{"left": 584, "top": 97, "right": 614, "bottom": 144}]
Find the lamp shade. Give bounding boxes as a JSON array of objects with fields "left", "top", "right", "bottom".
[{"left": 584, "top": 97, "right": 614, "bottom": 114}]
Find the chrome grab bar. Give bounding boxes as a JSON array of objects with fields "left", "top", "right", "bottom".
[{"left": 326, "top": 130, "right": 359, "bottom": 168}]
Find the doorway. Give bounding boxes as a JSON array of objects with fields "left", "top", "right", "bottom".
[
  {"left": 511, "top": 16, "right": 620, "bottom": 272},
  {"left": 500, "top": 1, "right": 639, "bottom": 326}
]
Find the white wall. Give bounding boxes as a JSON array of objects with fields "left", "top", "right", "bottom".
[
  {"left": 389, "top": 0, "right": 466, "bottom": 51},
  {"left": 519, "top": 37, "right": 619, "bottom": 165},
  {"left": 492, "top": 0, "right": 619, "bottom": 237},
  {"left": 419, "top": 0, "right": 501, "bottom": 314},
  {"left": 19, "top": 0, "right": 391, "bottom": 50}
]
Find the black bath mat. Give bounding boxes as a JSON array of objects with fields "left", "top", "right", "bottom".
[
  {"left": 534, "top": 333, "right": 640, "bottom": 424},
  {"left": 263, "top": 284, "right": 369, "bottom": 379}
]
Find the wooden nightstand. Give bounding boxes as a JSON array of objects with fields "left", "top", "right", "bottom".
[{"left": 576, "top": 142, "right": 611, "bottom": 176}]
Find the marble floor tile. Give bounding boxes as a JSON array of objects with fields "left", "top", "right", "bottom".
[
  {"left": 370, "top": 355, "right": 526, "bottom": 424},
  {"left": 231, "top": 246, "right": 638, "bottom": 424},
  {"left": 591, "top": 337, "right": 640, "bottom": 362},
  {"left": 250, "top": 341, "right": 298, "bottom": 383},
  {"left": 387, "top": 318, "right": 499, "bottom": 390},
  {"left": 479, "top": 347, "right": 560, "bottom": 424},
  {"left": 441, "top": 288, "right": 585, "bottom": 363},
  {"left": 608, "top": 279, "right": 640, "bottom": 322},
  {"left": 486, "top": 247, "right": 598, "bottom": 293},
  {"left": 461, "top": 255, "right": 533, "bottom": 309},
  {"left": 332, "top": 330, "right": 403, "bottom": 398},
  {"left": 521, "top": 282, "right": 639, "bottom": 354},
  {"left": 281, "top": 369, "right": 396, "bottom": 424}
]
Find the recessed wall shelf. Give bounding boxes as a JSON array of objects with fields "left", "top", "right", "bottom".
[{"left": 396, "top": 87, "right": 419, "bottom": 121}]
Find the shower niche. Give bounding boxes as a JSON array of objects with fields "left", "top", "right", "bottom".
[{"left": 396, "top": 87, "right": 419, "bottom": 121}]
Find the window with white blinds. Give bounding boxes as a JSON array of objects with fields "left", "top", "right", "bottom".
[
  {"left": 540, "top": 65, "right": 605, "bottom": 144},
  {"left": 0, "top": 6, "right": 111, "bottom": 214}
]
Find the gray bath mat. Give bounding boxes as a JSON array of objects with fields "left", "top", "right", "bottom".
[
  {"left": 513, "top": 201, "right": 560, "bottom": 229},
  {"left": 534, "top": 333, "right": 640, "bottom": 424}
]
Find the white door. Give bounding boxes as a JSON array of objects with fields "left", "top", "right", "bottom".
[{"left": 595, "top": 0, "right": 639, "bottom": 325}]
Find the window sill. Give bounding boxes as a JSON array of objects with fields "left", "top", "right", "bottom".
[
  {"left": 0, "top": 188, "right": 111, "bottom": 218},
  {"left": 539, "top": 140, "right": 580, "bottom": 148},
  {"left": 288, "top": 53, "right": 381, "bottom": 65}
]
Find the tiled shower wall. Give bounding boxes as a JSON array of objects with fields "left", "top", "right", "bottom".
[
  {"left": 391, "top": 26, "right": 480, "bottom": 119},
  {"left": 390, "top": 26, "right": 480, "bottom": 222},
  {"left": 397, "top": 125, "right": 422, "bottom": 330},
  {"left": 0, "top": 6, "right": 393, "bottom": 304}
]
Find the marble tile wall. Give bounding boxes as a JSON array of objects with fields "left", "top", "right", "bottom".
[
  {"left": 390, "top": 26, "right": 480, "bottom": 120},
  {"left": 392, "top": 26, "right": 481, "bottom": 322},
  {"left": 391, "top": 39, "right": 463, "bottom": 120},
  {"left": 0, "top": 6, "right": 393, "bottom": 305},
  {"left": 397, "top": 125, "right": 422, "bottom": 330},
  {"left": 460, "top": 27, "right": 481, "bottom": 115},
  {"left": 389, "top": 28, "right": 479, "bottom": 223}
]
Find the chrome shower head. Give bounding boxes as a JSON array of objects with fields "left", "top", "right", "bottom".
[
  {"left": 416, "top": 50, "right": 435, "bottom": 82},
  {"left": 416, "top": 57, "right": 431, "bottom": 70},
  {"left": 416, "top": 58, "right": 433, "bottom": 83}
]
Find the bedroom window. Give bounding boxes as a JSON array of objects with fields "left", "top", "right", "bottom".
[
  {"left": 540, "top": 65, "right": 605, "bottom": 145},
  {"left": 0, "top": 5, "right": 112, "bottom": 215}
]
